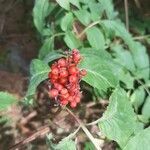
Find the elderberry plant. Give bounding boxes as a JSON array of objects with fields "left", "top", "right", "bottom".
[{"left": 24, "top": 0, "right": 150, "bottom": 149}]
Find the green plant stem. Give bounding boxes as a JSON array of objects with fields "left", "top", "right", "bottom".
[
  {"left": 136, "top": 79, "right": 150, "bottom": 96},
  {"left": 78, "top": 20, "right": 101, "bottom": 38},
  {"left": 65, "top": 107, "right": 102, "bottom": 150},
  {"left": 124, "top": 0, "right": 129, "bottom": 31},
  {"left": 133, "top": 35, "right": 150, "bottom": 40},
  {"left": 86, "top": 118, "right": 102, "bottom": 126},
  {"left": 63, "top": 126, "right": 81, "bottom": 141},
  {"left": 51, "top": 32, "right": 65, "bottom": 39}
]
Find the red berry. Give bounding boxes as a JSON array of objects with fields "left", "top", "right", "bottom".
[
  {"left": 60, "top": 100, "right": 69, "bottom": 105},
  {"left": 49, "top": 89, "right": 58, "bottom": 98},
  {"left": 51, "top": 63, "right": 58, "bottom": 69},
  {"left": 51, "top": 74, "right": 58, "bottom": 80},
  {"left": 75, "top": 96, "right": 80, "bottom": 103},
  {"left": 69, "top": 75, "right": 77, "bottom": 83},
  {"left": 73, "top": 53, "right": 81, "bottom": 63},
  {"left": 50, "top": 78, "right": 57, "bottom": 84},
  {"left": 51, "top": 68, "right": 59, "bottom": 75},
  {"left": 59, "top": 77, "right": 68, "bottom": 85},
  {"left": 68, "top": 96, "right": 74, "bottom": 102},
  {"left": 72, "top": 49, "right": 79, "bottom": 54},
  {"left": 80, "top": 69, "right": 87, "bottom": 76},
  {"left": 59, "top": 69, "right": 68, "bottom": 78},
  {"left": 70, "top": 101, "right": 77, "bottom": 108},
  {"left": 58, "top": 58, "right": 66, "bottom": 67},
  {"left": 60, "top": 88, "right": 68, "bottom": 95},
  {"left": 61, "top": 93, "right": 69, "bottom": 99},
  {"left": 68, "top": 66, "right": 78, "bottom": 75},
  {"left": 54, "top": 83, "right": 63, "bottom": 91},
  {"left": 67, "top": 56, "right": 73, "bottom": 63}
]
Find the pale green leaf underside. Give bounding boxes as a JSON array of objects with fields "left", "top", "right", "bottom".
[
  {"left": 98, "top": 87, "right": 137, "bottom": 148},
  {"left": 0, "top": 92, "right": 17, "bottom": 110},
  {"left": 123, "top": 127, "right": 150, "bottom": 150}
]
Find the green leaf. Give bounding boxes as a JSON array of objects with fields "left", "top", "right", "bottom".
[
  {"left": 84, "top": 142, "right": 95, "bottom": 150},
  {"left": 55, "top": 139, "right": 76, "bottom": 150},
  {"left": 88, "top": 2, "right": 103, "bottom": 21},
  {"left": 86, "top": 26, "right": 105, "bottom": 50},
  {"left": 80, "top": 49, "right": 134, "bottom": 89},
  {"left": 130, "top": 87, "right": 145, "bottom": 112},
  {"left": 56, "top": 0, "right": 70, "bottom": 10},
  {"left": 47, "top": 134, "right": 76, "bottom": 150},
  {"left": 142, "top": 96, "right": 150, "bottom": 119},
  {"left": 98, "top": 87, "right": 137, "bottom": 148},
  {"left": 69, "top": 0, "right": 80, "bottom": 8},
  {"left": 119, "top": 70, "right": 134, "bottom": 89},
  {"left": 98, "top": 0, "right": 118, "bottom": 19},
  {"left": 111, "top": 44, "right": 135, "bottom": 72},
  {"left": 61, "top": 13, "right": 74, "bottom": 31},
  {"left": 64, "top": 32, "right": 82, "bottom": 49},
  {"left": 0, "top": 92, "right": 17, "bottom": 110},
  {"left": 123, "top": 127, "right": 150, "bottom": 150},
  {"left": 101, "top": 20, "right": 150, "bottom": 80},
  {"left": 33, "top": 0, "right": 53, "bottom": 35},
  {"left": 26, "top": 59, "right": 50, "bottom": 97},
  {"left": 131, "top": 42, "right": 150, "bottom": 80},
  {"left": 43, "top": 51, "right": 65, "bottom": 64},
  {"left": 74, "top": 9, "right": 91, "bottom": 26},
  {"left": 80, "top": 52, "right": 118, "bottom": 92},
  {"left": 38, "top": 38, "right": 54, "bottom": 59}
]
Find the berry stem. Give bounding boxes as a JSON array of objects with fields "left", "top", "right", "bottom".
[{"left": 65, "top": 107, "right": 102, "bottom": 150}]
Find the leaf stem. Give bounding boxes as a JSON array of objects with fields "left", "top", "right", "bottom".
[
  {"left": 78, "top": 20, "right": 101, "bottom": 38},
  {"left": 136, "top": 79, "right": 150, "bottom": 96},
  {"left": 65, "top": 107, "right": 102, "bottom": 150},
  {"left": 133, "top": 35, "right": 150, "bottom": 40},
  {"left": 51, "top": 32, "right": 65, "bottom": 39}
]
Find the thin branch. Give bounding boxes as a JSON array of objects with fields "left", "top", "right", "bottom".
[
  {"left": 51, "top": 32, "right": 65, "bottom": 39},
  {"left": 10, "top": 125, "right": 50, "bottom": 150},
  {"left": 86, "top": 118, "right": 101, "bottom": 126},
  {"left": 124, "top": 0, "right": 129, "bottom": 31},
  {"left": 65, "top": 107, "right": 102, "bottom": 150},
  {"left": 134, "top": 0, "right": 141, "bottom": 9},
  {"left": 136, "top": 79, "right": 150, "bottom": 96},
  {"left": 77, "top": 20, "right": 101, "bottom": 39},
  {"left": 133, "top": 35, "right": 150, "bottom": 40}
]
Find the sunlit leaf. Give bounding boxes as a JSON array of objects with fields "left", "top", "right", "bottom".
[
  {"left": 61, "top": 13, "right": 74, "bottom": 31},
  {"left": 98, "top": 87, "right": 137, "bottom": 148},
  {"left": 123, "top": 127, "right": 150, "bottom": 150},
  {"left": 86, "top": 26, "right": 105, "bottom": 50},
  {"left": 64, "top": 32, "right": 82, "bottom": 49},
  {"left": 56, "top": 0, "right": 70, "bottom": 10}
]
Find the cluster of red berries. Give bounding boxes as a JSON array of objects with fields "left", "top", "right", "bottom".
[{"left": 48, "top": 49, "right": 87, "bottom": 108}]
